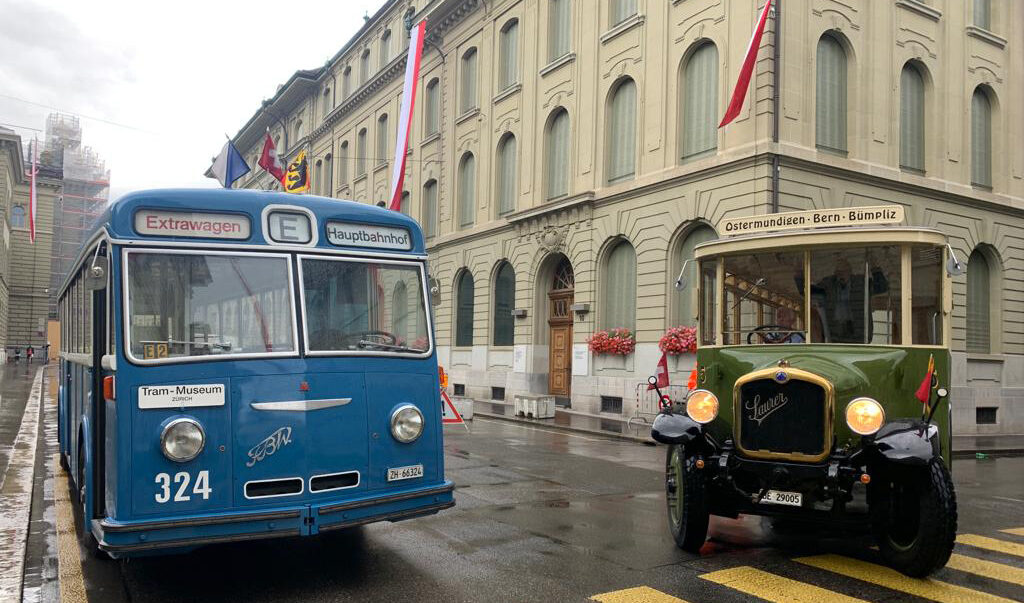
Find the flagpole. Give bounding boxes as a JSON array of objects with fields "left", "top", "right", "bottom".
[{"left": 771, "top": 0, "right": 782, "bottom": 213}]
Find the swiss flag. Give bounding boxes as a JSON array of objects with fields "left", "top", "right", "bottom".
[
  {"left": 258, "top": 132, "right": 286, "bottom": 183},
  {"left": 719, "top": 0, "right": 773, "bottom": 128},
  {"left": 648, "top": 352, "right": 670, "bottom": 390}
]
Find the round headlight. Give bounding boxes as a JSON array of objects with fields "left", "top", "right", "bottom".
[
  {"left": 846, "top": 397, "right": 885, "bottom": 436},
  {"left": 391, "top": 404, "right": 424, "bottom": 443},
  {"left": 686, "top": 389, "right": 719, "bottom": 424},
  {"left": 161, "top": 417, "right": 205, "bottom": 462}
]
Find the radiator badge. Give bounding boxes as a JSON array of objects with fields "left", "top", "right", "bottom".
[
  {"left": 246, "top": 426, "right": 293, "bottom": 467},
  {"left": 745, "top": 393, "right": 789, "bottom": 425}
]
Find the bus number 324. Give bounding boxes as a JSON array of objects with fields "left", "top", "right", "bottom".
[{"left": 155, "top": 471, "right": 212, "bottom": 503}]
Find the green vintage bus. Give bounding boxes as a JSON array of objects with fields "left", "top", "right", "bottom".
[{"left": 651, "top": 208, "right": 960, "bottom": 577}]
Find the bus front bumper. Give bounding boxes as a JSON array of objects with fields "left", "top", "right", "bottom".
[{"left": 95, "top": 482, "right": 455, "bottom": 555}]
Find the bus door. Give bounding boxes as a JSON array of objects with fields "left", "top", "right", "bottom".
[{"left": 84, "top": 248, "right": 110, "bottom": 520}]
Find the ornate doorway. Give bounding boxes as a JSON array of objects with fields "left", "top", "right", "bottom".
[{"left": 548, "top": 257, "right": 574, "bottom": 396}]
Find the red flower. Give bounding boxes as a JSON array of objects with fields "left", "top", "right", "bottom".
[
  {"left": 659, "top": 326, "right": 697, "bottom": 356},
  {"left": 587, "top": 328, "right": 636, "bottom": 355}
]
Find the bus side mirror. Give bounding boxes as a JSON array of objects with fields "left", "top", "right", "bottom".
[
  {"left": 85, "top": 256, "right": 109, "bottom": 290},
  {"left": 946, "top": 245, "right": 965, "bottom": 277},
  {"left": 428, "top": 277, "right": 441, "bottom": 306}
]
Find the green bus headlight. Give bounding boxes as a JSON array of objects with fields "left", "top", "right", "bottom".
[
  {"left": 161, "top": 417, "right": 206, "bottom": 462},
  {"left": 846, "top": 397, "right": 885, "bottom": 436},
  {"left": 390, "top": 404, "right": 424, "bottom": 443}
]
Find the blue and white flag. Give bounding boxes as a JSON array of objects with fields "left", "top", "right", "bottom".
[{"left": 211, "top": 140, "right": 250, "bottom": 188}]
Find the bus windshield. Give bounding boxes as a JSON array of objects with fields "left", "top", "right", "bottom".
[
  {"left": 126, "top": 251, "right": 296, "bottom": 360},
  {"left": 300, "top": 257, "right": 430, "bottom": 354}
]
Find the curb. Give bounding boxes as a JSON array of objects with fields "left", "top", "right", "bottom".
[{"left": 473, "top": 410, "right": 654, "bottom": 444}]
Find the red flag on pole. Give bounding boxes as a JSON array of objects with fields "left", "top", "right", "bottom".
[
  {"left": 28, "top": 138, "right": 38, "bottom": 244},
  {"left": 388, "top": 19, "right": 427, "bottom": 211},
  {"left": 719, "top": 0, "right": 773, "bottom": 128},
  {"left": 648, "top": 352, "right": 670, "bottom": 390},
  {"left": 915, "top": 354, "right": 935, "bottom": 404},
  {"left": 258, "top": 132, "right": 286, "bottom": 184}
]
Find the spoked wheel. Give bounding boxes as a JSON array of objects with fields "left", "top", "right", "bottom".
[
  {"left": 870, "top": 460, "right": 957, "bottom": 577},
  {"left": 665, "top": 445, "right": 709, "bottom": 553}
]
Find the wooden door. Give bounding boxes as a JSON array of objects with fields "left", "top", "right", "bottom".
[{"left": 548, "top": 289, "right": 573, "bottom": 396}]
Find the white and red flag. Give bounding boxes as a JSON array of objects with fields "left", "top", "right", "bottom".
[
  {"left": 387, "top": 18, "right": 427, "bottom": 211},
  {"left": 258, "top": 131, "right": 286, "bottom": 184},
  {"left": 719, "top": 0, "right": 773, "bottom": 128},
  {"left": 28, "top": 138, "right": 38, "bottom": 244},
  {"left": 648, "top": 352, "right": 670, "bottom": 391}
]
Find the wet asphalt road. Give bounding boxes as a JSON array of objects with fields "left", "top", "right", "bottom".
[{"left": 21, "top": 379, "right": 1024, "bottom": 602}]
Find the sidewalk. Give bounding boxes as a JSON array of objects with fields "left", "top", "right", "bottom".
[{"left": 952, "top": 434, "right": 1024, "bottom": 456}]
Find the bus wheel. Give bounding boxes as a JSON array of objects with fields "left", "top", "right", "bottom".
[
  {"left": 665, "top": 444, "right": 709, "bottom": 553},
  {"left": 75, "top": 442, "right": 109, "bottom": 560},
  {"left": 870, "top": 460, "right": 957, "bottom": 577}
]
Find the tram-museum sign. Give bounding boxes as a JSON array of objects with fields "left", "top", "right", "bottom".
[{"left": 721, "top": 205, "right": 904, "bottom": 236}]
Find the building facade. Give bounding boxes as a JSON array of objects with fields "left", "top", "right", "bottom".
[{"left": 229, "top": 0, "right": 1024, "bottom": 435}]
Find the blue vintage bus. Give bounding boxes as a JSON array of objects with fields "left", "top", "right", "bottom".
[{"left": 57, "top": 188, "right": 453, "bottom": 556}]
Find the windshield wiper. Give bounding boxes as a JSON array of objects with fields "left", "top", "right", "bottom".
[{"left": 357, "top": 340, "right": 421, "bottom": 353}]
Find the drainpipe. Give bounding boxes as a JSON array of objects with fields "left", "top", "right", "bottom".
[{"left": 771, "top": 0, "right": 782, "bottom": 213}]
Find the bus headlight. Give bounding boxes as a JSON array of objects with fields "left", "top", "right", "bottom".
[
  {"left": 161, "top": 418, "right": 206, "bottom": 462},
  {"left": 390, "top": 404, "right": 424, "bottom": 443},
  {"left": 846, "top": 397, "right": 885, "bottom": 436},
  {"left": 686, "top": 390, "right": 719, "bottom": 424}
]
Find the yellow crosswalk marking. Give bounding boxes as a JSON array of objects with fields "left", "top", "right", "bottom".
[
  {"left": 700, "top": 566, "right": 868, "bottom": 603},
  {"left": 958, "top": 534, "right": 1024, "bottom": 558},
  {"left": 795, "top": 554, "right": 1015, "bottom": 603},
  {"left": 590, "top": 586, "right": 688, "bottom": 603},
  {"left": 946, "top": 553, "right": 1024, "bottom": 587},
  {"left": 999, "top": 527, "right": 1024, "bottom": 537}
]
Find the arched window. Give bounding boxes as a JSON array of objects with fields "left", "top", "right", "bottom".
[
  {"left": 423, "top": 179, "right": 438, "bottom": 238},
  {"left": 360, "top": 48, "right": 371, "bottom": 84},
  {"left": 900, "top": 63, "right": 925, "bottom": 172},
  {"left": 674, "top": 224, "right": 717, "bottom": 325},
  {"left": 339, "top": 141, "right": 349, "bottom": 184},
  {"left": 393, "top": 281, "right": 409, "bottom": 341},
  {"left": 356, "top": 128, "right": 367, "bottom": 176},
  {"left": 11, "top": 205, "right": 26, "bottom": 228},
  {"left": 499, "top": 20, "right": 519, "bottom": 90},
  {"left": 294, "top": 119, "right": 304, "bottom": 141},
  {"left": 681, "top": 42, "right": 718, "bottom": 160},
  {"left": 460, "top": 48, "right": 478, "bottom": 113},
  {"left": 545, "top": 108, "right": 570, "bottom": 200},
  {"left": 322, "top": 87, "right": 331, "bottom": 119},
  {"left": 455, "top": 271, "right": 475, "bottom": 347},
  {"left": 314, "top": 159, "right": 323, "bottom": 195},
  {"left": 971, "top": 87, "right": 992, "bottom": 188},
  {"left": 548, "top": 0, "right": 571, "bottom": 62},
  {"left": 323, "top": 153, "right": 333, "bottom": 197},
  {"left": 496, "top": 134, "right": 517, "bottom": 215},
  {"left": 425, "top": 78, "right": 440, "bottom": 135},
  {"left": 974, "top": 0, "right": 991, "bottom": 29},
  {"left": 342, "top": 66, "right": 352, "bottom": 98},
  {"left": 376, "top": 114, "right": 389, "bottom": 166},
  {"left": 493, "top": 262, "right": 516, "bottom": 346},
  {"left": 610, "top": 0, "right": 636, "bottom": 26},
  {"left": 380, "top": 30, "right": 391, "bottom": 69},
  {"left": 967, "top": 248, "right": 993, "bottom": 353},
  {"left": 603, "top": 240, "right": 636, "bottom": 330},
  {"left": 816, "top": 34, "right": 848, "bottom": 153},
  {"left": 458, "top": 152, "right": 476, "bottom": 228},
  {"left": 606, "top": 77, "right": 637, "bottom": 183},
  {"left": 399, "top": 191, "right": 410, "bottom": 215}
]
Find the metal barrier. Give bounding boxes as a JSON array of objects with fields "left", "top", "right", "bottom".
[{"left": 626, "top": 383, "right": 690, "bottom": 435}]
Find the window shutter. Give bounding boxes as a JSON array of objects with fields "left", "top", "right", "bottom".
[
  {"left": 603, "top": 242, "right": 637, "bottom": 330},
  {"left": 607, "top": 79, "right": 637, "bottom": 182},
  {"left": 900, "top": 65, "right": 925, "bottom": 172},
  {"left": 971, "top": 89, "right": 992, "bottom": 188},
  {"left": 546, "top": 111, "right": 570, "bottom": 199},
  {"left": 493, "top": 263, "right": 516, "bottom": 346},
  {"left": 459, "top": 154, "right": 476, "bottom": 227},
  {"left": 682, "top": 44, "right": 719, "bottom": 159},
  {"left": 966, "top": 250, "right": 991, "bottom": 353},
  {"left": 456, "top": 273, "right": 475, "bottom": 347},
  {"left": 498, "top": 136, "right": 517, "bottom": 215},
  {"left": 815, "top": 36, "right": 848, "bottom": 152}
]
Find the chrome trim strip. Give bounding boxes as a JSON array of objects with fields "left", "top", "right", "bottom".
[
  {"left": 251, "top": 398, "right": 352, "bottom": 411},
  {"left": 98, "top": 528, "right": 301, "bottom": 553},
  {"left": 318, "top": 483, "right": 455, "bottom": 515},
  {"left": 99, "top": 509, "right": 302, "bottom": 533}
]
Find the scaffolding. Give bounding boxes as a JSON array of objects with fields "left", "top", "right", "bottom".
[{"left": 44, "top": 113, "right": 110, "bottom": 318}]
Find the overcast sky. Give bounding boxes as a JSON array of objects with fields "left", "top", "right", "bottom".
[{"left": 1, "top": 0, "right": 384, "bottom": 201}]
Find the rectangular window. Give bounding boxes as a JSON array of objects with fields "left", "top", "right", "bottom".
[
  {"left": 611, "top": 0, "right": 637, "bottom": 26},
  {"left": 356, "top": 130, "right": 367, "bottom": 176},
  {"left": 600, "top": 395, "right": 623, "bottom": 414},
  {"left": 454, "top": 383, "right": 466, "bottom": 396},
  {"left": 425, "top": 82, "right": 439, "bottom": 135},
  {"left": 911, "top": 246, "right": 943, "bottom": 345},
  {"left": 423, "top": 181, "right": 437, "bottom": 238},
  {"left": 126, "top": 251, "right": 296, "bottom": 362},
  {"left": 973, "top": 0, "right": 991, "bottom": 29},
  {"left": 491, "top": 386, "right": 505, "bottom": 401},
  {"left": 699, "top": 260, "right": 717, "bottom": 346},
  {"left": 300, "top": 257, "right": 430, "bottom": 355},
  {"left": 499, "top": 22, "right": 519, "bottom": 89},
  {"left": 722, "top": 251, "right": 806, "bottom": 345},
  {"left": 548, "top": 0, "right": 571, "bottom": 62},
  {"left": 808, "top": 246, "right": 901, "bottom": 344},
  {"left": 976, "top": 406, "right": 997, "bottom": 425}
]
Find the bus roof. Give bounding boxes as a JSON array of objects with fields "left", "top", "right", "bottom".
[{"left": 90, "top": 188, "right": 426, "bottom": 255}]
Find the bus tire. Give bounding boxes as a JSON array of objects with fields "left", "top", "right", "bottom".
[
  {"left": 870, "top": 460, "right": 957, "bottom": 577},
  {"left": 665, "top": 444, "right": 709, "bottom": 553},
  {"left": 75, "top": 441, "right": 109, "bottom": 560}
]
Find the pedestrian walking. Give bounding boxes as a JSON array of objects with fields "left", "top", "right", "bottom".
[
  {"left": 14, "top": 347, "right": 20, "bottom": 363},
  {"left": 26, "top": 345, "right": 34, "bottom": 364}
]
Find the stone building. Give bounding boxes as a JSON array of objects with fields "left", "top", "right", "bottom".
[
  {"left": 227, "top": 0, "right": 1024, "bottom": 435},
  {"left": 0, "top": 126, "right": 61, "bottom": 360}
]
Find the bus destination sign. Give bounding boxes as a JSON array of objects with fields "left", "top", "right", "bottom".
[
  {"left": 138, "top": 383, "right": 226, "bottom": 409},
  {"left": 325, "top": 221, "right": 412, "bottom": 250},
  {"left": 135, "top": 209, "right": 251, "bottom": 239},
  {"left": 721, "top": 205, "right": 905, "bottom": 236}
]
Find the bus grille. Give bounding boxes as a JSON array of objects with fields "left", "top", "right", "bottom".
[{"left": 736, "top": 377, "right": 827, "bottom": 459}]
